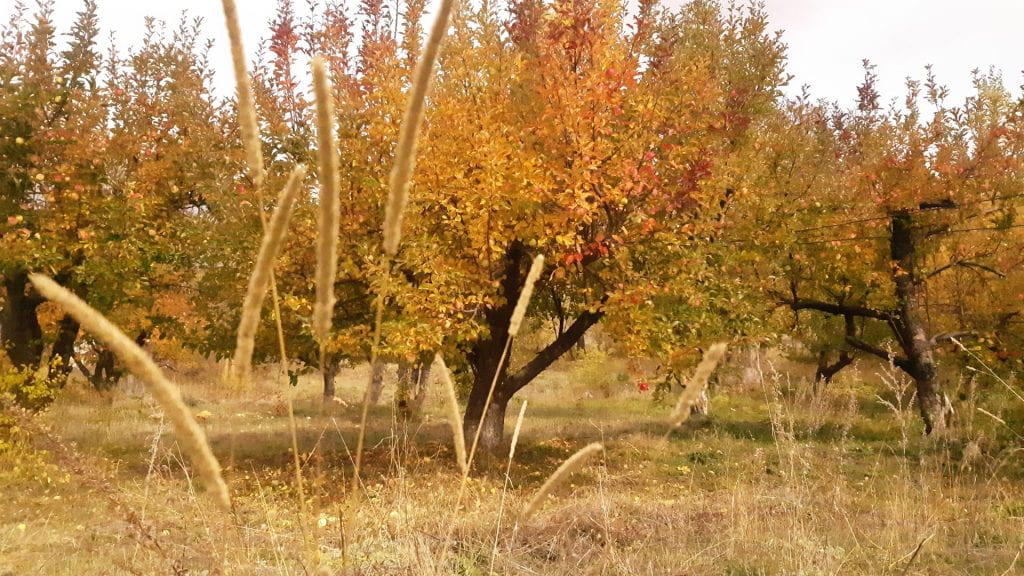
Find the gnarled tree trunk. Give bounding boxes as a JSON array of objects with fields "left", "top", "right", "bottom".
[
  {"left": 891, "top": 211, "right": 949, "bottom": 435},
  {"left": 464, "top": 326, "right": 514, "bottom": 451}
]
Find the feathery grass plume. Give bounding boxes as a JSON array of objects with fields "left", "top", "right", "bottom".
[
  {"left": 508, "top": 254, "right": 544, "bottom": 337},
  {"left": 312, "top": 56, "right": 341, "bottom": 343},
  {"left": 29, "top": 274, "right": 231, "bottom": 511},
  {"left": 221, "top": 0, "right": 264, "bottom": 190},
  {"left": 382, "top": 0, "right": 458, "bottom": 255},
  {"left": 667, "top": 342, "right": 728, "bottom": 431},
  {"left": 523, "top": 442, "right": 603, "bottom": 519},
  {"left": 435, "top": 354, "right": 468, "bottom": 475},
  {"left": 508, "top": 400, "right": 528, "bottom": 462},
  {"left": 233, "top": 165, "right": 307, "bottom": 379}
]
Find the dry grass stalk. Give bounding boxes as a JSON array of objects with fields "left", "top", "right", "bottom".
[
  {"left": 522, "top": 442, "right": 603, "bottom": 519},
  {"left": 488, "top": 399, "right": 529, "bottom": 573},
  {"left": 435, "top": 354, "right": 468, "bottom": 475},
  {"left": 232, "top": 166, "right": 307, "bottom": 379},
  {"left": 508, "top": 254, "right": 544, "bottom": 337},
  {"left": 221, "top": 0, "right": 264, "bottom": 191},
  {"left": 508, "top": 400, "right": 528, "bottom": 462},
  {"left": 221, "top": 0, "right": 291, "bottom": 381},
  {"left": 312, "top": 56, "right": 341, "bottom": 343},
  {"left": 382, "top": 0, "right": 458, "bottom": 255},
  {"left": 667, "top": 342, "right": 728, "bottom": 431},
  {"left": 354, "top": 0, "right": 458, "bottom": 491},
  {"left": 29, "top": 274, "right": 231, "bottom": 511}
]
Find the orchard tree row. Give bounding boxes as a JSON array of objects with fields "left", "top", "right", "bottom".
[{"left": 2, "top": 0, "right": 1022, "bottom": 444}]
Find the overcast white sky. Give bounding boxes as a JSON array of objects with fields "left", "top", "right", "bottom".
[{"left": 5, "top": 0, "right": 1022, "bottom": 106}]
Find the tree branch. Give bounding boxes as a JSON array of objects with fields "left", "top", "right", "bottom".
[
  {"left": 71, "top": 353, "right": 94, "bottom": 383},
  {"left": 930, "top": 331, "right": 976, "bottom": 346},
  {"left": 844, "top": 336, "right": 911, "bottom": 371},
  {"left": 506, "top": 307, "right": 604, "bottom": 395},
  {"left": 839, "top": 312, "right": 911, "bottom": 370},
  {"left": 782, "top": 296, "right": 894, "bottom": 321},
  {"left": 926, "top": 259, "right": 1006, "bottom": 280},
  {"left": 959, "top": 261, "right": 1007, "bottom": 278},
  {"left": 919, "top": 198, "right": 958, "bottom": 211}
]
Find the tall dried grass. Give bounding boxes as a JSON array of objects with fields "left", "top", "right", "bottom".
[
  {"left": 666, "top": 342, "right": 727, "bottom": 434},
  {"left": 29, "top": 274, "right": 231, "bottom": 511},
  {"left": 508, "top": 255, "right": 544, "bottom": 338},
  {"left": 435, "top": 354, "right": 468, "bottom": 475},
  {"left": 382, "top": 0, "right": 458, "bottom": 255},
  {"left": 352, "top": 0, "right": 459, "bottom": 490},
  {"left": 522, "top": 442, "right": 604, "bottom": 519},
  {"left": 220, "top": 0, "right": 264, "bottom": 191},
  {"left": 312, "top": 56, "right": 341, "bottom": 344},
  {"left": 220, "top": 0, "right": 291, "bottom": 381},
  {"left": 233, "top": 166, "right": 307, "bottom": 379}
]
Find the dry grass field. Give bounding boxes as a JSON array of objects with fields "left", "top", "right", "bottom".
[
  {"left": 3, "top": 351, "right": 1023, "bottom": 575},
  {"left": 3, "top": 0, "right": 1023, "bottom": 574}
]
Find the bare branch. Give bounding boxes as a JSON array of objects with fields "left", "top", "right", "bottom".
[
  {"left": 926, "top": 259, "right": 1006, "bottom": 280},
  {"left": 931, "top": 331, "right": 976, "bottom": 346},
  {"left": 781, "top": 296, "right": 894, "bottom": 321},
  {"left": 845, "top": 335, "right": 911, "bottom": 371}
]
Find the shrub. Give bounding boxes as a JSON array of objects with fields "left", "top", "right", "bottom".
[{"left": 0, "top": 365, "right": 58, "bottom": 412}]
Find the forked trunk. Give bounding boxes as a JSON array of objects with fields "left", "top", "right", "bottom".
[
  {"left": 461, "top": 242, "right": 604, "bottom": 454},
  {"left": 464, "top": 334, "right": 512, "bottom": 451},
  {"left": 2, "top": 273, "right": 79, "bottom": 388}
]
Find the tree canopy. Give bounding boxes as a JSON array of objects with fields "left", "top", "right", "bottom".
[{"left": 2, "top": 0, "right": 1022, "bottom": 443}]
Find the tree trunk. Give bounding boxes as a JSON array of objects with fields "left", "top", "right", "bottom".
[
  {"left": 396, "top": 353, "right": 433, "bottom": 421},
  {"left": 93, "top": 348, "right": 120, "bottom": 390},
  {"left": 462, "top": 242, "right": 605, "bottom": 453},
  {"left": 367, "top": 360, "right": 386, "bottom": 405},
  {"left": 741, "top": 345, "right": 760, "bottom": 386},
  {"left": 408, "top": 357, "right": 432, "bottom": 418},
  {"left": 464, "top": 305, "right": 603, "bottom": 452},
  {"left": 891, "top": 211, "right": 948, "bottom": 435},
  {"left": 396, "top": 361, "right": 412, "bottom": 416},
  {"left": 463, "top": 373, "right": 510, "bottom": 454},
  {"left": 323, "top": 360, "right": 338, "bottom": 399},
  {"left": 47, "top": 314, "right": 80, "bottom": 387},
  {"left": 464, "top": 329, "right": 512, "bottom": 451},
  {"left": 1, "top": 272, "right": 44, "bottom": 370}
]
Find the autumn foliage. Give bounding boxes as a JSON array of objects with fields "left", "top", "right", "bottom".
[{"left": 1, "top": 0, "right": 1022, "bottom": 444}]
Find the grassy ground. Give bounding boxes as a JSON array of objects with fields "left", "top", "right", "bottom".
[{"left": 2, "top": 351, "right": 1024, "bottom": 575}]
